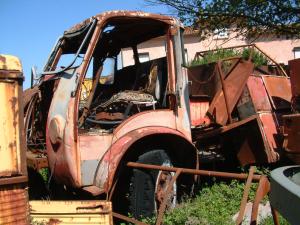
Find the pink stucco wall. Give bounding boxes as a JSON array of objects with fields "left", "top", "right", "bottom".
[{"left": 121, "top": 32, "right": 300, "bottom": 67}]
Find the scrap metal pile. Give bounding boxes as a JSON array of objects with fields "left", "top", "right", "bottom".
[
  {"left": 189, "top": 45, "right": 296, "bottom": 166},
  {"left": 2, "top": 10, "right": 299, "bottom": 225}
]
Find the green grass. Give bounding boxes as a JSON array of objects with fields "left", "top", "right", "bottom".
[
  {"left": 141, "top": 178, "right": 289, "bottom": 225},
  {"left": 162, "top": 180, "right": 254, "bottom": 225}
]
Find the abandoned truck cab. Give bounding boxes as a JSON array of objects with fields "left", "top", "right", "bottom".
[{"left": 26, "top": 11, "right": 197, "bottom": 215}]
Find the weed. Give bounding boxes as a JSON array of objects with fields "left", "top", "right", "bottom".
[
  {"left": 189, "top": 48, "right": 269, "bottom": 68},
  {"left": 160, "top": 179, "right": 287, "bottom": 225},
  {"left": 38, "top": 168, "right": 49, "bottom": 183}
]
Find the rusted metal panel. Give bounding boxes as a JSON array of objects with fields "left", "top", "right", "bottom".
[
  {"left": 207, "top": 59, "right": 254, "bottom": 125},
  {"left": 0, "top": 184, "right": 29, "bottom": 225},
  {"left": 26, "top": 151, "right": 48, "bottom": 171},
  {"left": 30, "top": 200, "right": 113, "bottom": 225},
  {"left": 113, "top": 110, "right": 177, "bottom": 139},
  {"left": 288, "top": 58, "right": 300, "bottom": 112},
  {"left": 282, "top": 114, "right": 300, "bottom": 164},
  {"left": 95, "top": 10, "right": 181, "bottom": 29},
  {"left": 0, "top": 55, "right": 26, "bottom": 177},
  {"left": 258, "top": 112, "right": 280, "bottom": 163},
  {"left": 237, "top": 86, "right": 256, "bottom": 119},
  {"left": 79, "top": 135, "right": 112, "bottom": 186},
  {"left": 187, "top": 63, "right": 220, "bottom": 98},
  {"left": 289, "top": 58, "right": 300, "bottom": 98},
  {"left": 46, "top": 68, "right": 81, "bottom": 187},
  {"left": 247, "top": 76, "right": 272, "bottom": 111},
  {"left": 237, "top": 76, "right": 272, "bottom": 119},
  {"left": 94, "top": 126, "right": 197, "bottom": 192},
  {"left": 189, "top": 99, "right": 209, "bottom": 127},
  {"left": 262, "top": 76, "right": 291, "bottom": 110}
]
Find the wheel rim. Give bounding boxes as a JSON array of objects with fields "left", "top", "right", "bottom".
[{"left": 154, "top": 162, "right": 177, "bottom": 211}]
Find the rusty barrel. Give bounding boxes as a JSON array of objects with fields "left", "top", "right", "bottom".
[{"left": 0, "top": 55, "right": 29, "bottom": 225}]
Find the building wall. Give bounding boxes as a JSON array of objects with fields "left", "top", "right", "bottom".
[
  {"left": 121, "top": 32, "right": 300, "bottom": 67},
  {"left": 121, "top": 37, "right": 166, "bottom": 67}
]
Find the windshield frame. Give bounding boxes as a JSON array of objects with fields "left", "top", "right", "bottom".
[{"left": 42, "top": 18, "right": 97, "bottom": 76}]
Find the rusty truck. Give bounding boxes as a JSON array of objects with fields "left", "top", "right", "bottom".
[{"left": 24, "top": 11, "right": 293, "bottom": 219}]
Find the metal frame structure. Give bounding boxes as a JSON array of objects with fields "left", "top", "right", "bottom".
[
  {"left": 194, "top": 44, "right": 287, "bottom": 77},
  {"left": 111, "top": 162, "right": 280, "bottom": 225}
]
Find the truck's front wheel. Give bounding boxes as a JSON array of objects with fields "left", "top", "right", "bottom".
[{"left": 129, "top": 149, "right": 176, "bottom": 219}]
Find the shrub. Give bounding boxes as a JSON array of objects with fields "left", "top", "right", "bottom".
[{"left": 189, "top": 48, "right": 269, "bottom": 68}]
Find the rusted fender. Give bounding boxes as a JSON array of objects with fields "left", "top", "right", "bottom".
[{"left": 93, "top": 126, "right": 197, "bottom": 192}]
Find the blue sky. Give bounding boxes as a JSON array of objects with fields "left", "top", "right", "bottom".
[{"left": 0, "top": 0, "right": 172, "bottom": 88}]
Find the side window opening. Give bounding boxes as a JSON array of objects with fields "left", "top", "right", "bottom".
[
  {"left": 138, "top": 52, "right": 150, "bottom": 63},
  {"left": 101, "top": 57, "right": 115, "bottom": 84}
]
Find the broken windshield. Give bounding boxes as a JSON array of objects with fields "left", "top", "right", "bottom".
[{"left": 42, "top": 18, "right": 97, "bottom": 74}]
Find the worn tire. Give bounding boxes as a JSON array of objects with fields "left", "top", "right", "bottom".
[{"left": 129, "top": 149, "right": 176, "bottom": 219}]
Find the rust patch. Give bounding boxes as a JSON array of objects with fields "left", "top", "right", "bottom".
[
  {"left": 48, "top": 218, "right": 62, "bottom": 225},
  {"left": 0, "top": 184, "right": 29, "bottom": 225}
]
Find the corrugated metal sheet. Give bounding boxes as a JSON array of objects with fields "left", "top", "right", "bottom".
[
  {"left": 30, "top": 200, "right": 113, "bottom": 225},
  {"left": 0, "top": 184, "right": 29, "bottom": 225}
]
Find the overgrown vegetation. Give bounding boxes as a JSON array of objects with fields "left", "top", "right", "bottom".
[
  {"left": 141, "top": 179, "right": 289, "bottom": 225},
  {"left": 189, "top": 48, "right": 269, "bottom": 67},
  {"left": 241, "top": 48, "right": 269, "bottom": 67},
  {"left": 38, "top": 168, "right": 49, "bottom": 183},
  {"left": 162, "top": 180, "right": 257, "bottom": 225}
]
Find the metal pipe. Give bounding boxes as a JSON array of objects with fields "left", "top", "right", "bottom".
[
  {"left": 236, "top": 166, "right": 255, "bottom": 225},
  {"left": 112, "top": 212, "right": 149, "bottom": 225},
  {"left": 155, "top": 168, "right": 182, "bottom": 225},
  {"left": 127, "top": 162, "right": 262, "bottom": 181},
  {"left": 253, "top": 44, "right": 288, "bottom": 77}
]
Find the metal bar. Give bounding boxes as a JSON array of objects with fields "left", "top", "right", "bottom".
[
  {"left": 253, "top": 44, "right": 288, "bottom": 77},
  {"left": 195, "top": 44, "right": 254, "bottom": 55},
  {"left": 112, "top": 212, "right": 149, "bottom": 225},
  {"left": 250, "top": 176, "right": 270, "bottom": 225},
  {"left": 217, "top": 61, "right": 233, "bottom": 123},
  {"left": 236, "top": 166, "right": 255, "bottom": 225},
  {"left": 194, "top": 43, "right": 287, "bottom": 77},
  {"left": 0, "top": 176, "right": 28, "bottom": 186},
  {"left": 270, "top": 205, "right": 280, "bottom": 225},
  {"left": 127, "top": 162, "right": 261, "bottom": 181},
  {"left": 41, "top": 18, "right": 98, "bottom": 75},
  {"left": 155, "top": 168, "right": 183, "bottom": 225}
]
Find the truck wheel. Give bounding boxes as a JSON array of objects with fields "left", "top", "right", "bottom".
[{"left": 129, "top": 149, "right": 176, "bottom": 219}]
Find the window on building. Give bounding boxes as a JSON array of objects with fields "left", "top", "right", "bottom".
[
  {"left": 213, "top": 29, "right": 229, "bottom": 39},
  {"left": 138, "top": 52, "right": 150, "bottom": 63},
  {"left": 294, "top": 47, "right": 300, "bottom": 59},
  {"left": 184, "top": 49, "right": 188, "bottom": 64}
]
